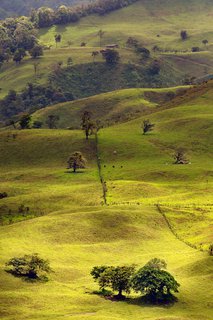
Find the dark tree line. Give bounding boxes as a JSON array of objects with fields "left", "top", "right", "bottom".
[
  {"left": 30, "top": 0, "right": 139, "bottom": 28},
  {"left": 0, "top": 83, "right": 74, "bottom": 120}
]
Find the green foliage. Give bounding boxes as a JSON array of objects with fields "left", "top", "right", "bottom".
[
  {"left": 142, "top": 119, "right": 155, "bottom": 135},
  {"left": 46, "top": 114, "right": 60, "bottom": 129},
  {"left": 81, "top": 111, "right": 96, "bottom": 140},
  {"left": 144, "top": 258, "right": 167, "bottom": 270},
  {"left": 19, "top": 113, "right": 31, "bottom": 129},
  {"left": 131, "top": 265, "right": 180, "bottom": 302},
  {"left": 6, "top": 253, "right": 51, "bottom": 281},
  {"left": 91, "top": 265, "right": 136, "bottom": 298},
  {"left": 101, "top": 49, "right": 120, "bottom": 65},
  {"left": 180, "top": 30, "right": 188, "bottom": 41},
  {"left": 67, "top": 151, "right": 87, "bottom": 173},
  {"left": 29, "top": 45, "right": 43, "bottom": 59},
  {"left": 0, "top": 83, "right": 74, "bottom": 120}
]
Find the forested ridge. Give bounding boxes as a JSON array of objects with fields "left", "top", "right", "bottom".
[{"left": 0, "top": 0, "right": 87, "bottom": 19}]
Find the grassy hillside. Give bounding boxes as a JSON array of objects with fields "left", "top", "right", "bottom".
[
  {"left": 32, "top": 86, "right": 188, "bottom": 128},
  {"left": 0, "top": 0, "right": 212, "bottom": 100},
  {"left": 0, "top": 81, "right": 212, "bottom": 320},
  {"left": 0, "top": 205, "right": 212, "bottom": 320},
  {"left": 0, "top": 129, "right": 102, "bottom": 224},
  {"left": 0, "top": 1, "right": 213, "bottom": 319}
]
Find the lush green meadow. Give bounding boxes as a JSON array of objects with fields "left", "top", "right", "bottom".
[
  {"left": 0, "top": 1, "right": 213, "bottom": 319},
  {"left": 0, "top": 81, "right": 212, "bottom": 319},
  {"left": 0, "top": 205, "right": 213, "bottom": 320}
]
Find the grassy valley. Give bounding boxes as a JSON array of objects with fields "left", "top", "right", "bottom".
[{"left": 0, "top": 1, "right": 213, "bottom": 320}]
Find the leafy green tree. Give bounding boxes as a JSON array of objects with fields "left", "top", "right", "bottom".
[
  {"left": 46, "top": 114, "right": 60, "bottom": 129},
  {"left": 55, "top": 34, "right": 62, "bottom": 47},
  {"left": 37, "top": 7, "right": 55, "bottom": 28},
  {"left": 67, "top": 151, "right": 87, "bottom": 173},
  {"left": 19, "top": 113, "right": 31, "bottom": 129},
  {"left": 180, "top": 30, "right": 188, "bottom": 41},
  {"left": 142, "top": 119, "right": 155, "bottom": 135},
  {"left": 5, "top": 253, "right": 51, "bottom": 281},
  {"left": 91, "top": 265, "right": 136, "bottom": 299},
  {"left": 29, "top": 45, "right": 43, "bottom": 59},
  {"left": 145, "top": 258, "right": 167, "bottom": 270},
  {"left": 101, "top": 49, "right": 120, "bottom": 65},
  {"left": 131, "top": 262, "right": 180, "bottom": 302},
  {"left": 81, "top": 111, "right": 96, "bottom": 140}
]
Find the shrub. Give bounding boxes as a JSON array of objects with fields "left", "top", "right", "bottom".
[{"left": 6, "top": 253, "right": 51, "bottom": 281}]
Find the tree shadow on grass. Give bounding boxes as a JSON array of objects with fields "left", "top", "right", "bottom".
[
  {"left": 92, "top": 290, "right": 178, "bottom": 308},
  {"left": 126, "top": 294, "right": 178, "bottom": 308},
  {"left": 5, "top": 270, "right": 48, "bottom": 283}
]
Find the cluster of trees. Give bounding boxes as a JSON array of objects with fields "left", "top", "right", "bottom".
[
  {"left": 31, "top": 0, "right": 139, "bottom": 28},
  {"left": 5, "top": 253, "right": 51, "bottom": 281},
  {"left": 0, "top": 0, "right": 86, "bottom": 19},
  {"left": 91, "top": 258, "right": 180, "bottom": 302},
  {"left": 0, "top": 83, "right": 74, "bottom": 120},
  {"left": 126, "top": 37, "right": 161, "bottom": 75},
  {"left": 0, "top": 16, "right": 44, "bottom": 69}
]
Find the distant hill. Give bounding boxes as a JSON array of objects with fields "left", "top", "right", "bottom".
[{"left": 0, "top": 0, "right": 88, "bottom": 19}]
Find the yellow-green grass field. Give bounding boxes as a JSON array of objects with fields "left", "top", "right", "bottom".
[
  {"left": 0, "top": 205, "right": 213, "bottom": 320},
  {"left": 0, "top": 80, "right": 212, "bottom": 319},
  {"left": 0, "top": 129, "right": 102, "bottom": 224},
  {"left": 32, "top": 86, "right": 189, "bottom": 129},
  {"left": 0, "top": 0, "right": 213, "bottom": 99}
]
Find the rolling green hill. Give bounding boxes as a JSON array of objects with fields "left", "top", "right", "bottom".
[
  {"left": 0, "top": 1, "right": 213, "bottom": 319},
  {"left": 0, "top": 81, "right": 212, "bottom": 319},
  {"left": 0, "top": 0, "right": 212, "bottom": 101}
]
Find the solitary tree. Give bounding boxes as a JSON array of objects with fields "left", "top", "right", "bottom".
[
  {"left": 54, "top": 34, "right": 62, "bottom": 47},
  {"left": 145, "top": 258, "right": 167, "bottom": 270},
  {"left": 46, "top": 114, "right": 60, "bottom": 129},
  {"left": 142, "top": 120, "right": 155, "bottom": 135},
  {"left": 19, "top": 113, "right": 31, "bottom": 129},
  {"left": 180, "top": 30, "right": 188, "bottom": 41},
  {"left": 131, "top": 261, "right": 180, "bottom": 302},
  {"left": 81, "top": 111, "right": 95, "bottom": 140},
  {"left": 67, "top": 151, "right": 87, "bottom": 173},
  {"left": 101, "top": 49, "right": 120, "bottom": 65},
  {"left": 174, "top": 149, "right": 189, "bottom": 164},
  {"left": 91, "top": 265, "right": 135, "bottom": 299},
  {"left": 6, "top": 253, "right": 51, "bottom": 281}
]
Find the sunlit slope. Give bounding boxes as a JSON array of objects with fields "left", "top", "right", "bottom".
[
  {"left": 0, "top": 205, "right": 212, "bottom": 320},
  {"left": 0, "top": 129, "right": 102, "bottom": 224},
  {"left": 97, "top": 82, "right": 213, "bottom": 249},
  {"left": 32, "top": 86, "right": 188, "bottom": 128},
  {"left": 39, "top": 0, "right": 213, "bottom": 49},
  {"left": 0, "top": 0, "right": 213, "bottom": 99},
  {"left": 98, "top": 82, "right": 213, "bottom": 204}
]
